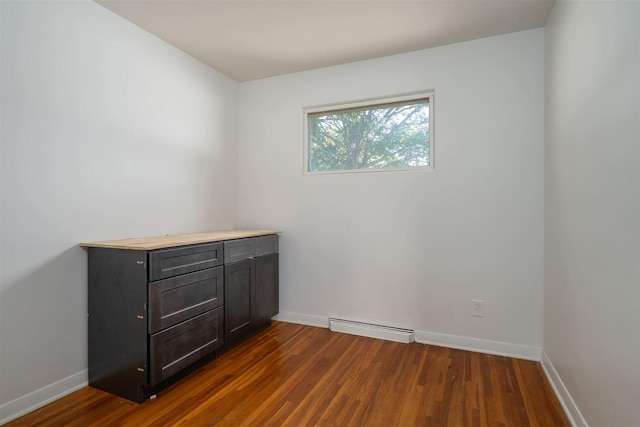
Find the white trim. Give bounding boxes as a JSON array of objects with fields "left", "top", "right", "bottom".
[
  {"left": 304, "top": 90, "right": 434, "bottom": 114},
  {"left": 414, "top": 330, "right": 542, "bottom": 361},
  {"left": 541, "top": 350, "right": 588, "bottom": 427},
  {"left": 328, "top": 318, "right": 414, "bottom": 343},
  {"left": 0, "top": 370, "right": 88, "bottom": 425},
  {"left": 303, "top": 164, "right": 432, "bottom": 176},
  {"left": 302, "top": 90, "right": 435, "bottom": 175},
  {"left": 275, "top": 313, "right": 541, "bottom": 361},
  {"left": 272, "top": 311, "right": 329, "bottom": 328}
]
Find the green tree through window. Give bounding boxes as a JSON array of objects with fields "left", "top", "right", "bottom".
[{"left": 307, "top": 98, "right": 430, "bottom": 172}]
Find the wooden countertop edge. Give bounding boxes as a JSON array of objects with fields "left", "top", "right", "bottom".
[{"left": 80, "top": 230, "right": 281, "bottom": 250}]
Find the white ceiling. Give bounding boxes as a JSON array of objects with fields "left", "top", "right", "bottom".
[{"left": 95, "top": 0, "right": 555, "bottom": 82}]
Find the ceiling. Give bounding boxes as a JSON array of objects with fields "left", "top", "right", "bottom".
[{"left": 95, "top": 0, "right": 555, "bottom": 82}]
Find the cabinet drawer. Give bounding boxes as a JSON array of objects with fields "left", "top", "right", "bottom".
[
  {"left": 148, "top": 267, "right": 223, "bottom": 334},
  {"left": 149, "top": 242, "right": 223, "bottom": 281},
  {"left": 149, "top": 307, "right": 223, "bottom": 386},
  {"left": 224, "top": 238, "right": 255, "bottom": 263},
  {"left": 255, "top": 234, "right": 278, "bottom": 257}
]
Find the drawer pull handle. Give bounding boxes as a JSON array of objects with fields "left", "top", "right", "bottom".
[
  {"left": 137, "top": 367, "right": 145, "bottom": 372},
  {"left": 137, "top": 315, "right": 144, "bottom": 319},
  {"left": 137, "top": 261, "right": 144, "bottom": 265}
]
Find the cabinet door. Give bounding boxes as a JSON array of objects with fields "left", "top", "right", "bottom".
[
  {"left": 254, "top": 253, "right": 279, "bottom": 326},
  {"left": 224, "top": 259, "right": 255, "bottom": 343}
]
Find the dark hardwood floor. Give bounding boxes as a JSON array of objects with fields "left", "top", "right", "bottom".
[{"left": 6, "top": 322, "right": 570, "bottom": 426}]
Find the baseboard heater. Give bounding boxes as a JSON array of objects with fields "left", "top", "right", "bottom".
[{"left": 328, "top": 318, "right": 415, "bottom": 344}]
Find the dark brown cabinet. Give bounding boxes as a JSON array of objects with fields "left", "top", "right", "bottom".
[{"left": 83, "top": 231, "right": 279, "bottom": 403}]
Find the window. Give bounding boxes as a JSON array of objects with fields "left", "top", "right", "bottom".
[{"left": 304, "top": 92, "right": 433, "bottom": 174}]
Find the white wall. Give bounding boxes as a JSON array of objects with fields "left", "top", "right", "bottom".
[
  {"left": 0, "top": 0, "right": 238, "bottom": 419},
  {"left": 544, "top": 1, "right": 640, "bottom": 426},
  {"left": 238, "top": 30, "right": 544, "bottom": 354}
]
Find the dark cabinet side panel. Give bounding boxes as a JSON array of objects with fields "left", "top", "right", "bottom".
[
  {"left": 149, "top": 307, "right": 223, "bottom": 386},
  {"left": 148, "top": 266, "right": 223, "bottom": 334},
  {"left": 88, "top": 247, "right": 148, "bottom": 401},
  {"left": 224, "top": 259, "right": 255, "bottom": 343},
  {"left": 149, "top": 242, "right": 223, "bottom": 281},
  {"left": 254, "top": 253, "right": 279, "bottom": 327}
]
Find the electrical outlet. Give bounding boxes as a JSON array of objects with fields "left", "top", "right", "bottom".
[{"left": 472, "top": 299, "right": 484, "bottom": 317}]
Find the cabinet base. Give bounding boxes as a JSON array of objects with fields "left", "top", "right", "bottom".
[
  {"left": 90, "top": 351, "right": 218, "bottom": 403},
  {"left": 90, "top": 320, "right": 273, "bottom": 403}
]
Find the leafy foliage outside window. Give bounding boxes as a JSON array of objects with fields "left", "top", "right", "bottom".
[{"left": 307, "top": 97, "right": 430, "bottom": 173}]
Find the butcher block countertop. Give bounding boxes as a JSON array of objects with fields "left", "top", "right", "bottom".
[{"left": 80, "top": 230, "right": 280, "bottom": 251}]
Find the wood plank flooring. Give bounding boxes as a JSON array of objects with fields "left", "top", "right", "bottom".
[{"left": 6, "top": 322, "right": 570, "bottom": 426}]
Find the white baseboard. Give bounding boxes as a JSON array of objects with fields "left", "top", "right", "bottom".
[
  {"left": 275, "top": 312, "right": 541, "bottom": 361},
  {"left": 0, "top": 370, "right": 88, "bottom": 425},
  {"left": 413, "top": 330, "right": 542, "bottom": 361},
  {"left": 273, "top": 311, "right": 329, "bottom": 328},
  {"left": 541, "top": 350, "right": 588, "bottom": 427}
]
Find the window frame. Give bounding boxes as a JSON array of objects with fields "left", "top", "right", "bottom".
[{"left": 303, "top": 90, "right": 435, "bottom": 175}]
